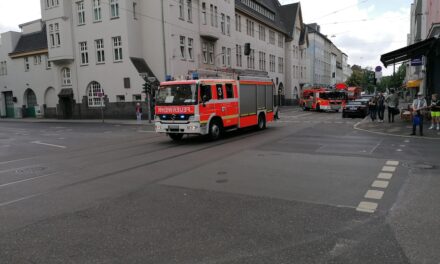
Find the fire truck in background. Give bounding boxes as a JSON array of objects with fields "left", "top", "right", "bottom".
[
  {"left": 347, "top": 87, "right": 362, "bottom": 100},
  {"left": 300, "top": 88, "right": 347, "bottom": 112},
  {"left": 155, "top": 76, "right": 275, "bottom": 141}
]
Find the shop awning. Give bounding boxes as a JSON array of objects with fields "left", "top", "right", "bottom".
[
  {"left": 406, "top": 79, "right": 422, "bottom": 88},
  {"left": 58, "top": 88, "right": 73, "bottom": 97},
  {"left": 380, "top": 37, "right": 439, "bottom": 67}
]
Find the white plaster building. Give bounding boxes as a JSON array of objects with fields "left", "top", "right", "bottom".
[{"left": 1, "top": 0, "right": 311, "bottom": 119}]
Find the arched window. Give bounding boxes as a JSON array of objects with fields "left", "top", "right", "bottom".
[
  {"left": 62, "top": 68, "right": 71, "bottom": 86},
  {"left": 87, "top": 81, "right": 104, "bottom": 107}
]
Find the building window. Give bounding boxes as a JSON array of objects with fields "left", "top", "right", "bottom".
[
  {"left": 179, "top": 0, "right": 184, "bottom": 19},
  {"left": 259, "top": 25, "right": 265, "bottom": 41},
  {"left": 187, "top": 0, "right": 192, "bottom": 22},
  {"left": 240, "top": 0, "right": 275, "bottom": 21},
  {"left": 93, "top": 0, "right": 102, "bottom": 22},
  {"left": 24, "top": 57, "right": 30, "bottom": 71},
  {"left": 45, "top": 55, "right": 52, "bottom": 69},
  {"left": 46, "top": 0, "right": 59, "bottom": 8},
  {"left": 236, "top": 44, "right": 242, "bottom": 67},
  {"left": 112, "top": 36, "right": 123, "bottom": 61},
  {"left": 222, "top": 47, "right": 226, "bottom": 66},
  {"left": 278, "top": 57, "right": 284, "bottom": 73},
  {"left": 247, "top": 49, "right": 255, "bottom": 69},
  {"left": 54, "top": 23, "right": 60, "bottom": 46},
  {"left": 210, "top": 4, "right": 214, "bottom": 27},
  {"left": 188, "top": 38, "right": 193, "bottom": 60},
  {"left": 0, "top": 61, "right": 7, "bottom": 76},
  {"left": 133, "top": 94, "right": 142, "bottom": 101},
  {"left": 202, "top": 42, "right": 208, "bottom": 63},
  {"left": 77, "top": 1, "right": 85, "bottom": 25},
  {"left": 269, "top": 54, "right": 275, "bottom": 72},
  {"left": 221, "top": 13, "right": 225, "bottom": 34},
  {"left": 214, "top": 6, "right": 218, "bottom": 27},
  {"left": 180, "top": 36, "right": 186, "bottom": 59},
  {"left": 208, "top": 43, "right": 214, "bottom": 64},
  {"left": 87, "top": 81, "right": 104, "bottom": 107},
  {"left": 246, "top": 19, "right": 254, "bottom": 37},
  {"left": 269, "top": 30, "right": 275, "bottom": 45},
  {"left": 227, "top": 48, "right": 231, "bottom": 67},
  {"left": 95, "top": 39, "right": 105, "bottom": 63},
  {"left": 201, "top": 2, "right": 207, "bottom": 25},
  {"left": 62, "top": 68, "right": 72, "bottom": 86},
  {"left": 278, "top": 33, "right": 284, "bottom": 48},
  {"left": 235, "top": 14, "right": 241, "bottom": 32},
  {"left": 259, "top": 52, "right": 266, "bottom": 71},
  {"left": 116, "top": 95, "right": 125, "bottom": 102},
  {"left": 133, "top": 2, "right": 137, "bottom": 19},
  {"left": 49, "top": 25, "right": 55, "bottom": 47},
  {"left": 110, "top": 0, "right": 119, "bottom": 18},
  {"left": 226, "top": 16, "right": 230, "bottom": 35},
  {"left": 33, "top": 55, "right": 42, "bottom": 65},
  {"left": 80, "top": 42, "right": 89, "bottom": 65}
]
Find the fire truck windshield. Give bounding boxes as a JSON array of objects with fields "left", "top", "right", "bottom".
[
  {"left": 156, "top": 84, "right": 197, "bottom": 106},
  {"left": 320, "top": 92, "right": 347, "bottom": 100}
]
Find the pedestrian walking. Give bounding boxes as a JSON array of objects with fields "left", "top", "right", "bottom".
[
  {"left": 429, "top": 93, "right": 440, "bottom": 130},
  {"left": 377, "top": 92, "right": 386, "bottom": 122},
  {"left": 135, "top": 103, "right": 143, "bottom": 123},
  {"left": 411, "top": 92, "right": 428, "bottom": 136},
  {"left": 385, "top": 89, "right": 399, "bottom": 123},
  {"left": 368, "top": 96, "right": 377, "bottom": 122}
]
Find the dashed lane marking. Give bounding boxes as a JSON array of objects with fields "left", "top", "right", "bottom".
[
  {"left": 386, "top": 161, "right": 400, "bottom": 166},
  {"left": 372, "top": 180, "right": 389, "bottom": 189},
  {"left": 378, "top": 172, "right": 393, "bottom": 180},
  {"left": 382, "top": 166, "right": 397, "bottom": 172},
  {"left": 31, "top": 141, "right": 67, "bottom": 149},
  {"left": 0, "top": 172, "right": 57, "bottom": 188},
  {"left": 356, "top": 201, "right": 378, "bottom": 213},
  {"left": 365, "top": 190, "right": 385, "bottom": 200}
]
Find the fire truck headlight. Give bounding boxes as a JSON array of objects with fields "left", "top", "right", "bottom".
[{"left": 188, "top": 125, "right": 198, "bottom": 131}]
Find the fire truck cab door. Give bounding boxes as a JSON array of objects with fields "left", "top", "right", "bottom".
[{"left": 199, "top": 84, "right": 216, "bottom": 125}]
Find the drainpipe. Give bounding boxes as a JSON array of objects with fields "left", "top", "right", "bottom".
[{"left": 161, "top": 1, "right": 167, "bottom": 79}]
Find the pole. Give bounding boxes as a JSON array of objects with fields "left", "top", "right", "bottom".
[
  {"left": 101, "top": 97, "right": 104, "bottom": 123},
  {"left": 147, "top": 91, "right": 152, "bottom": 124}
]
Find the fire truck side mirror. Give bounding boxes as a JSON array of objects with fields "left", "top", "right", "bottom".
[{"left": 202, "top": 95, "right": 208, "bottom": 106}]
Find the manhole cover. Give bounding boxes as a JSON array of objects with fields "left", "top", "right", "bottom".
[
  {"left": 16, "top": 166, "right": 48, "bottom": 174},
  {"left": 216, "top": 179, "right": 228, "bottom": 184}
]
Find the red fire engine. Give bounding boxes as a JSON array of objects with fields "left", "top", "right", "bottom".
[
  {"left": 155, "top": 76, "right": 275, "bottom": 140},
  {"left": 300, "top": 88, "right": 347, "bottom": 112}
]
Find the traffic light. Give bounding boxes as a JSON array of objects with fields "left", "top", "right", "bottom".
[
  {"left": 244, "top": 43, "right": 251, "bottom": 56},
  {"left": 143, "top": 81, "right": 151, "bottom": 95}
]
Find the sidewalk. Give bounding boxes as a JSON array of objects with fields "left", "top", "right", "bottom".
[
  {"left": 0, "top": 117, "right": 154, "bottom": 126},
  {"left": 354, "top": 115, "right": 440, "bottom": 140}
]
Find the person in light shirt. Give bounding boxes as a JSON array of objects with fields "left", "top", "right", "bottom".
[{"left": 411, "top": 92, "right": 428, "bottom": 136}]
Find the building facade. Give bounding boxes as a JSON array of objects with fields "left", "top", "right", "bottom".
[{"left": 0, "top": 0, "right": 317, "bottom": 119}]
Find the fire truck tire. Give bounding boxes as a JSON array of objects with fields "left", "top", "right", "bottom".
[
  {"left": 209, "top": 119, "right": 223, "bottom": 140},
  {"left": 257, "top": 113, "right": 266, "bottom": 130},
  {"left": 169, "top": 133, "right": 184, "bottom": 141}
]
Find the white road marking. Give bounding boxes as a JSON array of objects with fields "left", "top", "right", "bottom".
[
  {"left": 0, "top": 194, "right": 41, "bottom": 207},
  {"left": 31, "top": 141, "right": 66, "bottom": 149},
  {"left": 404, "top": 140, "right": 410, "bottom": 143},
  {"left": 356, "top": 201, "right": 378, "bottom": 213},
  {"left": 365, "top": 190, "right": 384, "bottom": 200},
  {"left": 0, "top": 158, "right": 33, "bottom": 165},
  {"left": 386, "top": 161, "right": 400, "bottom": 166},
  {"left": 0, "top": 173, "right": 57, "bottom": 188},
  {"left": 137, "top": 130, "right": 156, "bottom": 133},
  {"left": 372, "top": 180, "right": 389, "bottom": 189},
  {"left": 396, "top": 149, "right": 403, "bottom": 152},
  {"left": 378, "top": 172, "right": 393, "bottom": 180},
  {"left": 382, "top": 166, "right": 397, "bottom": 172}
]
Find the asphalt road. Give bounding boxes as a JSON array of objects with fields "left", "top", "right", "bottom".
[{"left": 0, "top": 109, "right": 439, "bottom": 264}]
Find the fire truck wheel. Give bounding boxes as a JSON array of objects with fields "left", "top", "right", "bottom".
[
  {"left": 209, "top": 119, "right": 223, "bottom": 140},
  {"left": 169, "top": 133, "right": 184, "bottom": 141},
  {"left": 257, "top": 113, "right": 266, "bottom": 130}
]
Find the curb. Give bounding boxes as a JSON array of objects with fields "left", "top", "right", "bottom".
[
  {"left": 353, "top": 118, "right": 440, "bottom": 140},
  {"left": 0, "top": 119, "right": 154, "bottom": 126}
]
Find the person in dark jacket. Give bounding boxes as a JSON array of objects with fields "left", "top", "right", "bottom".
[
  {"left": 377, "top": 93, "right": 386, "bottom": 123},
  {"left": 369, "top": 96, "right": 378, "bottom": 122}
]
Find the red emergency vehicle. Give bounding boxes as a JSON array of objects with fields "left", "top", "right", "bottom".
[
  {"left": 155, "top": 76, "right": 275, "bottom": 140},
  {"left": 300, "top": 88, "right": 347, "bottom": 112},
  {"left": 347, "top": 87, "right": 362, "bottom": 100}
]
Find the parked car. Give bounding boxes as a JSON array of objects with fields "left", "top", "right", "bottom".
[{"left": 342, "top": 100, "right": 369, "bottom": 118}]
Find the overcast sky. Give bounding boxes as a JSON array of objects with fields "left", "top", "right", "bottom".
[{"left": 0, "top": 0, "right": 411, "bottom": 75}]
